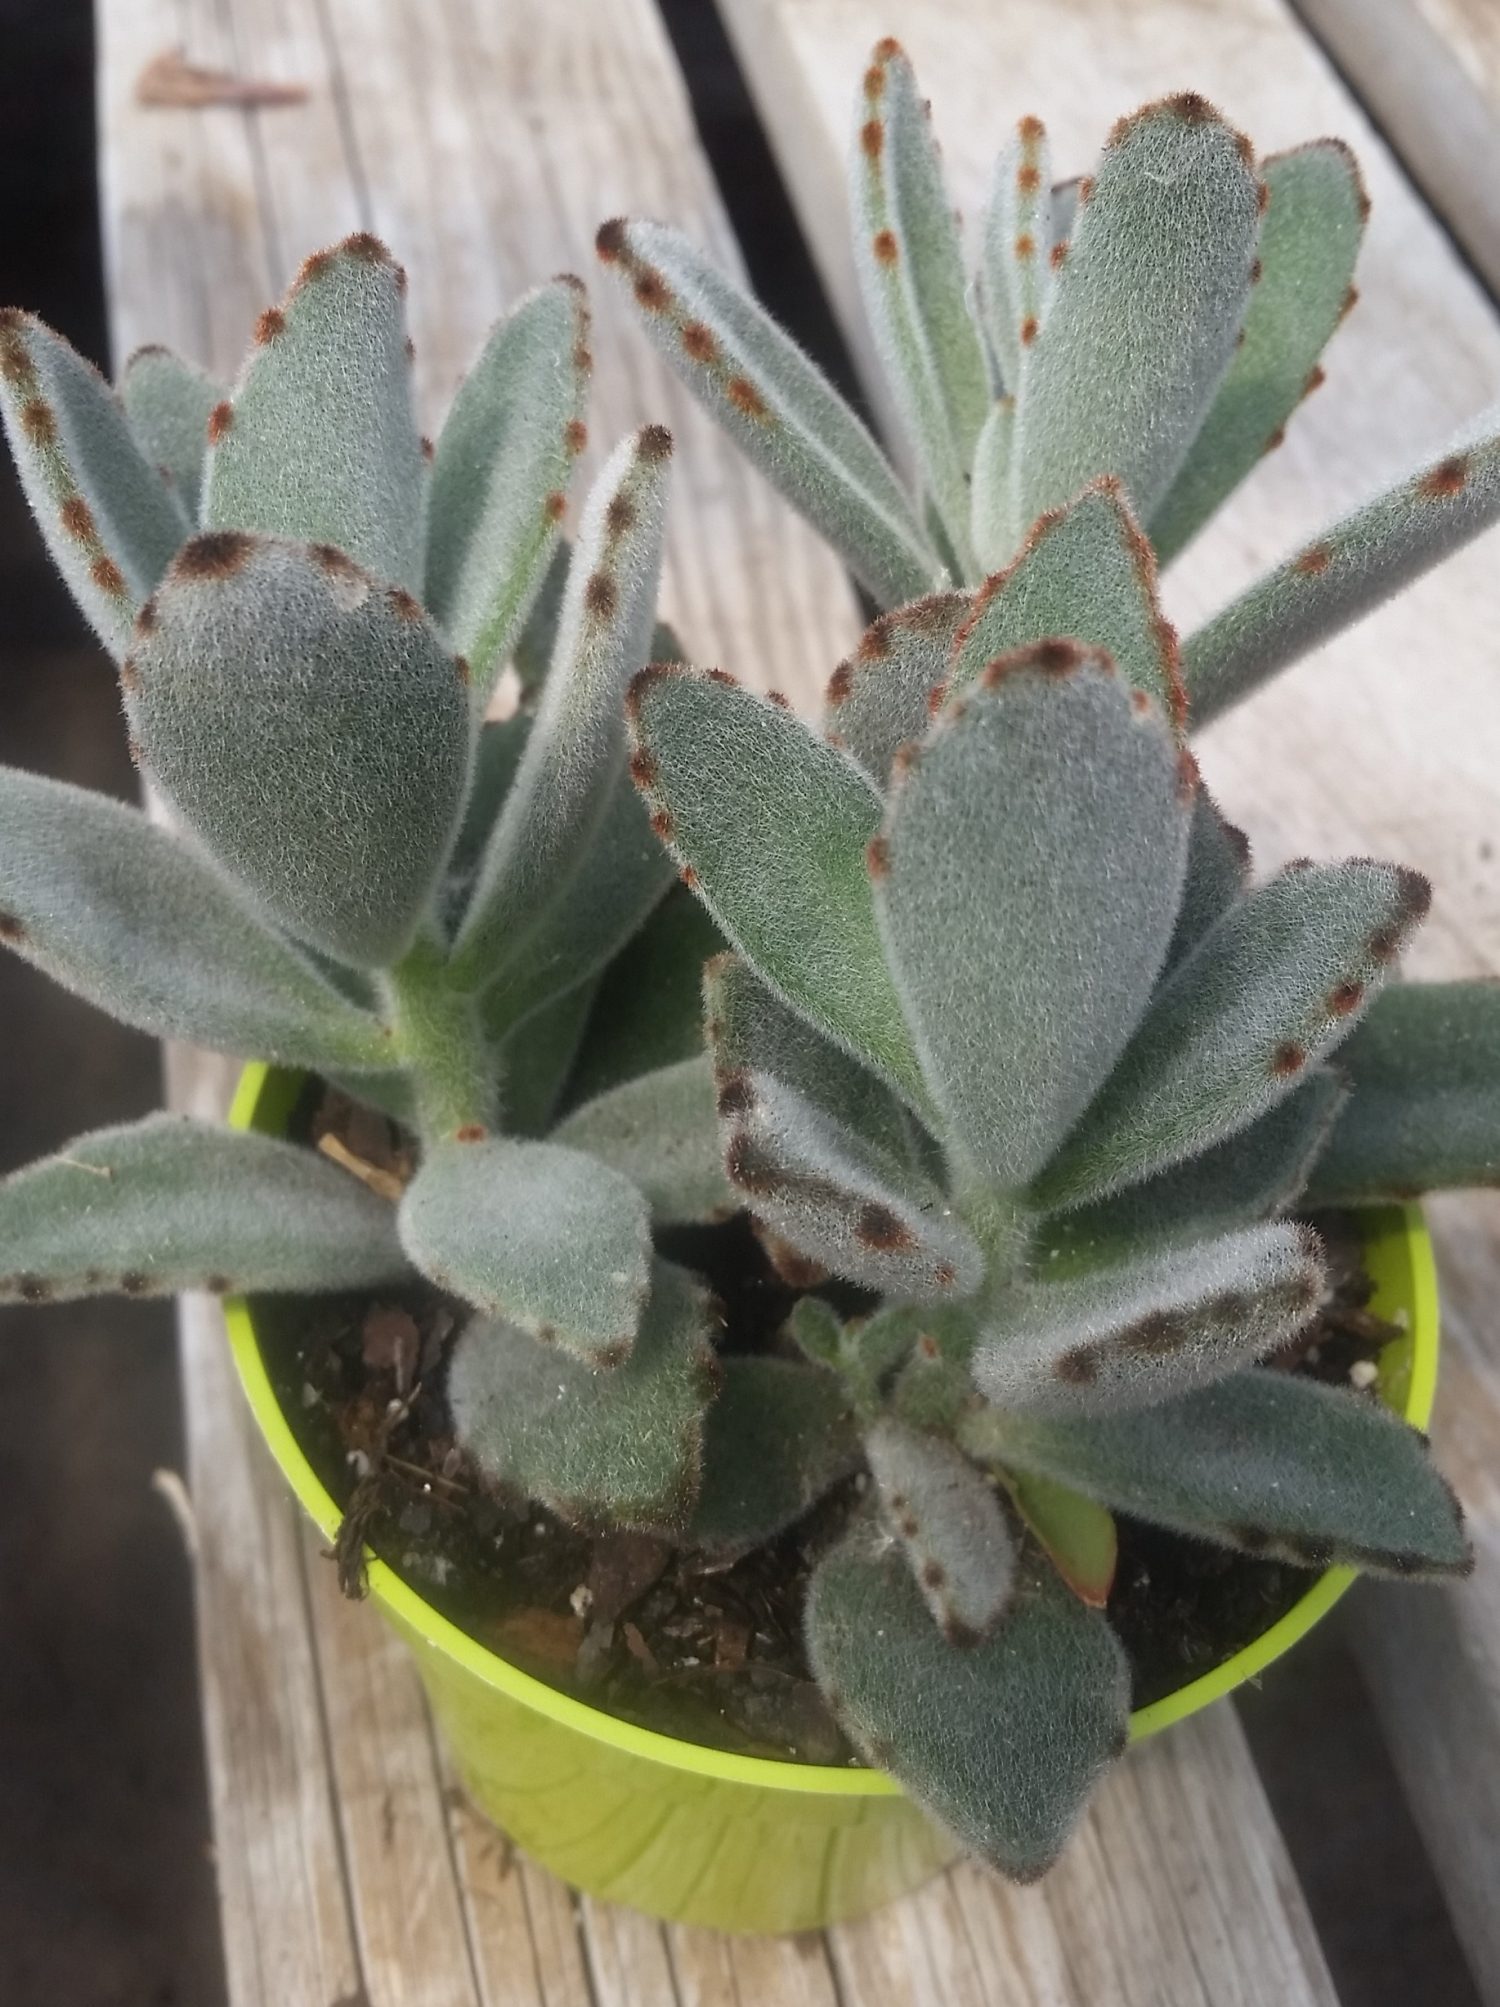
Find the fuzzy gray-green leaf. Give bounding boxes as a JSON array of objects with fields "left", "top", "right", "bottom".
[
  {"left": 564, "top": 885, "right": 724, "bottom": 1107},
  {"left": 978, "top": 118, "right": 1054, "bottom": 399},
  {"left": 1164, "top": 788, "right": 1250, "bottom": 970},
  {"left": 823, "top": 591, "right": 971, "bottom": 783},
  {"left": 877, "top": 645, "right": 1189, "bottom": 1189},
  {"left": 127, "top": 533, "right": 473, "bottom": 967},
  {"left": 970, "top": 397, "right": 1017, "bottom": 569},
  {"left": 204, "top": 236, "right": 425, "bottom": 589},
  {"left": 1151, "top": 141, "right": 1367, "bottom": 564},
  {"left": 1012, "top": 96, "right": 1260, "bottom": 529},
  {"left": 446, "top": 1259, "right": 718, "bottom": 1533},
  {"left": 0, "top": 311, "right": 186, "bottom": 651},
  {"left": 806, "top": 1529, "right": 1129, "bottom": 1880},
  {"left": 0, "top": 764, "right": 393, "bottom": 1070},
  {"left": 947, "top": 479, "right": 1184, "bottom": 723},
  {"left": 1306, "top": 981, "right": 1500, "bottom": 1203},
  {"left": 1046, "top": 1074, "right": 1343, "bottom": 1263},
  {"left": 423, "top": 280, "right": 590, "bottom": 698},
  {"left": 552, "top": 1057, "right": 731, "bottom": 1224},
  {"left": 1036, "top": 860, "right": 1429, "bottom": 1208},
  {"left": 1186, "top": 416, "right": 1500, "bottom": 723},
  {"left": 975, "top": 1221, "right": 1324, "bottom": 1416},
  {"left": 965, "top": 1370, "right": 1470, "bottom": 1579},
  {"left": 866, "top": 1418, "right": 1016, "bottom": 1644},
  {"left": 629, "top": 668, "right": 928, "bottom": 1105},
  {"left": 0, "top": 1116, "right": 406, "bottom": 1301},
  {"left": 451, "top": 428, "right": 671, "bottom": 991},
  {"left": 597, "top": 217, "right": 936, "bottom": 607},
  {"left": 851, "top": 42, "right": 987, "bottom": 569},
  {"left": 688, "top": 1355, "right": 859, "bottom": 1559},
  {"left": 119, "top": 344, "right": 223, "bottom": 522},
  {"left": 399, "top": 1135, "right": 652, "bottom": 1363}
]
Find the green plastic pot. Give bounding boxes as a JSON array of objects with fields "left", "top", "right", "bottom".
[{"left": 225, "top": 1061, "right": 1441, "bottom": 1934}]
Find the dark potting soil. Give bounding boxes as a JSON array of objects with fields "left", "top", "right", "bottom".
[{"left": 253, "top": 1084, "right": 1403, "bottom": 1766}]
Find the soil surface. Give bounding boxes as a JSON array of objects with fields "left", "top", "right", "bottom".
[{"left": 258, "top": 1084, "right": 1400, "bottom": 1765}]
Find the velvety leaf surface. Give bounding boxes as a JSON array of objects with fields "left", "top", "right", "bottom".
[
  {"left": 866, "top": 1418, "right": 1016, "bottom": 1644},
  {"left": 822, "top": 591, "right": 971, "bottom": 783},
  {"left": 0, "top": 310, "right": 186, "bottom": 650},
  {"left": 0, "top": 1116, "right": 406, "bottom": 1300},
  {"left": 119, "top": 343, "right": 222, "bottom": 522},
  {"left": 1151, "top": 140, "right": 1367, "bottom": 564},
  {"left": 452, "top": 428, "right": 671, "bottom": 990},
  {"left": 948, "top": 480, "right": 1183, "bottom": 724},
  {"left": 851, "top": 42, "right": 988, "bottom": 569},
  {"left": 1164, "top": 788, "right": 1250, "bottom": 969},
  {"left": 978, "top": 116, "right": 1055, "bottom": 402},
  {"left": 512, "top": 537, "right": 570, "bottom": 700},
  {"left": 805, "top": 1529, "right": 1130, "bottom": 1880},
  {"left": 552, "top": 1056, "right": 731, "bottom": 1224},
  {"left": 204, "top": 235, "right": 426, "bottom": 588},
  {"left": 1036, "top": 860, "right": 1429, "bottom": 1206},
  {"left": 1305, "top": 981, "right": 1500, "bottom": 1202},
  {"left": 974, "top": 1221, "right": 1325, "bottom": 1416},
  {"left": 0, "top": 764, "right": 393, "bottom": 1069},
  {"left": 1186, "top": 415, "right": 1500, "bottom": 723},
  {"left": 970, "top": 396, "right": 1017, "bottom": 569},
  {"left": 127, "top": 532, "right": 473, "bottom": 966},
  {"left": 564, "top": 884, "right": 723, "bottom": 1106},
  {"left": 448, "top": 713, "right": 532, "bottom": 888},
  {"left": 629, "top": 668, "right": 928, "bottom": 1105},
  {"left": 488, "top": 976, "right": 596, "bottom": 1139},
  {"left": 597, "top": 216, "right": 936, "bottom": 607},
  {"left": 1012, "top": 96, "right": 1260, "bottom": 529},
  {"left": 876, "top": 644, "right": 1189, "bottom": 1188},
  {"left": 966, "top": 1369, "right": 1470, "bottom": 1578},
  {"left": 687, "top": 1355, "right": 859, "bottom": 1559},
  {"left": 1043, "top": 1074, "right": 1343, "bottom": 1262},
  {"left": 424, "top": 280, "right": 591, "bottom": 697},
  {"left": 399, "top": 1134, "right": 652, "bottom": 1363},
  {"left": 446, "top": 1259, "right": 719, "bottom": 1532}
]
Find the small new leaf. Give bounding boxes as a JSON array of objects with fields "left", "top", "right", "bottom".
[{"left": 865, "top": 1418, "right": 1016, "bottom": 1644}]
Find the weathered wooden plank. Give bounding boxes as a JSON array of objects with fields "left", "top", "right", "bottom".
[
  {"left": 719, "top": 0, "right": 1500, "bottom": 1993},
  {"left": 1297, "top": 0, "right": 1500, "bottom": 297}
]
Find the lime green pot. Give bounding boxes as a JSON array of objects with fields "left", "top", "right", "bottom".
[{"left": 225, "top": 1061, "right": 1441, "bottom": 1934}]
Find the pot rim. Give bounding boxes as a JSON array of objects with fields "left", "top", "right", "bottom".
[{"left": 225, "top": 1061, "right": 1440, "bottom": 1795}]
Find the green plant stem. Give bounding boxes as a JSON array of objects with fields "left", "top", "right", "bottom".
[{"left": 382, "top": 933, "right": 496, "bottom": 1141}]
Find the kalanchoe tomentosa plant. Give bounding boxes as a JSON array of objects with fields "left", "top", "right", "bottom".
[
  {"left": 606, "top": 43, "right": 1500, "bottom": 1876},
  {"left": 0, "top": 234, "right": 739, "bottom": 1531}
]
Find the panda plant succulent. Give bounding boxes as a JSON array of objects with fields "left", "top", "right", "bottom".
[
  {"left": 604, "top": 42, "right": 1500, "bottom": 1878},
  {"left": 0, "top": 62, "right": 1494, "bottom": 1900},
  {"left": 0, "top": 233, "right": 741, "bottom": 1540}
]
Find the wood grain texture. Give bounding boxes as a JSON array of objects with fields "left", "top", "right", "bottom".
[
  {"left": 719, "top": 1, "right": 1500, "bottom": 1994},
  {"left": 1297, "top": 0, "right": 1500, "bottom": 296}
]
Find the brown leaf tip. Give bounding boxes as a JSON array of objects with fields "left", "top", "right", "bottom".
[
  {"left": 715, "top": 1071, "right": 755, "bottom": 1118},
  {"left": 866, "top": 834, "right": 891, "bottom": 880},
  {"left": 679, "top": 865, "right": 699, "bottom": 890},
  {"left": 1339, "top": 282, "right": 1360, "bottom": 324},
  {"left": 595, "top": 218, "right": 627, "bottom": 264},
  {"left": 638, "top": 422, "right": 674, "bottom": 462},
  {"left": 341, "top": 230, "right": 393, "bottom": 266},
  {"left": 1049, "top": 241, "right": 1068, "bottom": 271},
  {"left": 1014, "top": 231, "right": 1036, "bottom": 261},
  {"left": 627, "top": 747, "right": 658, "bottom": 789},
  {"left": 294, "top": 248, "right": 335, "bottom": 289},
  {"left": 135, "top": 596, "right": 158, "bottom": 636},
  {"left": 1056, "top": 1345, "right": 1100, "bottom": 1385},
  {"left": 649, "top": 806, "right": 675, "bottom": 841},
  {"left": 873, "top": 36, "right": 904, "bottom": 62},
  {"left": 545, "top": 490, "right": 567, "bottom": 522},
  {"left": 633, "top": 267, "right": 670, "bottom": 312},
  {"left": 1303, "top": 363, "right": 1326, "bottom": 399},
  {"left": 207, "top": 400, "right": 234, "bottom": 444},
  {"left": 59, "top": 495, "right": 95, "bottom": 542},
  {"left": 706, "top": 666, "right": 738, "bottom": 687},
  {"left": 386, "top": 586, "right": 423, "bottom": 622},
  {"left": 727, "top": 374, "right": 769, "bottom": 420},
  {"left": 1396, "top": 866, "right": 1433, "bottom": 924},
  {"left": 1293, "top": 543, "right": 1332, "bottom": 575},
  {"left": 453, "top": 1123, "right": 488, "bottom": 1143},
  {"left": 1418, "top": 454, "right": 1469, "bottom": 499},
  {"left": 826, "top": 659, "right": 855, "bottom": 706},
  {"left": 565, "top": 418, "right": 589, "bottom": 456},
  {"left": 1078, "top": 174, "right": 1096, "bottom": 205},
  {"left": 309, "top": 541, "right": 361, "bottom": 579},
  {"left": 1168, "top": 91, "right": 1216, "bottom": 124},
  {"left": 91, "top": 555, "right": 126, "bottom": 596},
  {"left": 1328, "top": 979, "right": 1365, "bottom": 1016},
  {"left": 605, "top": 493, "right": 637, "bottom": 537},
  {"left": 856, "top": 1202, "right": 916, "bottom": 1253},
  {"left": 767, "top": 688, "right": 791, "bottom": 709},
  {"left": 19, "top": 399, "right": 55, "bottom": 444},
  {"left": 725, "top": 1131, "right": 778, "bottom": 1196},
  {"left": 1017, "top": 163, "right": 1041, "bottom": 194},
  {"left": 1270, "top": 1040, "right": 1307, "bottom": 1078},
  {"left": 254, "top": 306, "right": 286, "bottom": 345},
  {"left": 861, "top": 118, "right": 885, "bottom": 160},
  {"left": 1261, "top": 424, "right": 1287, "bottom": 456},
  {"left": 584, "top": 570, "right": 618, "bottom": 619},
  {"left": 872, "top": 229, "right": 900, "bottom": 267},
  {"left": 1257, "top": 179, "right": 1271, "bottom": 215},
  {"left": 1020, "top": 314, "right": 1040, "bottom": 346},
  {"left": 174, "top": 529, "right": 254, "bottom": 581},
  {"left": 0, "top": 911, "right": 25, "bottom": 945},
  {"left": 1176, "top": 745, "right": 1200, "bottom": 801},
  {"left": 119, "top": 657, "right": 141, "bottom": 694},
  {"left": 681, "top": 319, "right": 717, "bottom": 363}
]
